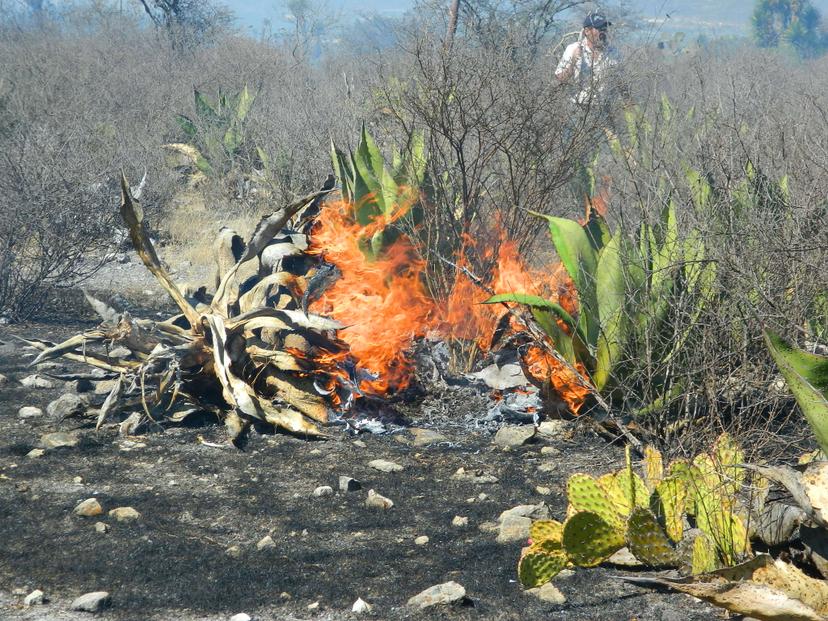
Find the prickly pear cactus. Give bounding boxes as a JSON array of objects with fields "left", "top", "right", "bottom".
[
  {"left": 567, "top": 474, "right": 624, "bottom": 528},
  {"left": 530, "top": 520, "right": 564, "bottom": 545},
  {"left": 691, "top": 532, "right": 718, "bottom": 574},
  {"left": 643, "top": 445, "right": 664, "bottom": 491},
  {"left": 626, "top": 507, "right": 679, "bottom": 567},
  {"left": 562, "top": 511, "right": 626, "bottom": 567},
  {"left": 650, "top": 476, "right": 688, "bottom": 543},
  {"left": 518, "top": 548, "right": 568, "bottom": 587}
]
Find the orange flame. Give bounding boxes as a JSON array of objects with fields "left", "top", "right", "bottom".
[{"left": 308, "top": 194, "right": 588, "bottom": 414}]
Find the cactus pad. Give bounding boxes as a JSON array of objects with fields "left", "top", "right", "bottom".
[
  {"left": 691, "top": 532, "right": 718, "bottom": 574},
  {"left": 713, "top": 432, "right": 745, "bottom": 496},
  {"left": 518, "top": 549, "right": 568, "bottom": 588},
  {"left": 562, "top": 511, "right": 625, "bottom": 567},
  {"left": 650, "top": 476, "right": 687, "bottom": 542},
  {"left": 567, "top": 474, "right": 623, "bottom": 528},
  {"left": 626, "top": 507, "right": 679, "bottom": 568},
  {"left": 643, "top": 445, "right": 664, "bottom": 491},
  {"left": 615, "top": 468, "right": 650, "bottom": 512},
  {"left": 597, "top": 473, "right": 631, "bottom": 517},
  {"left": 530, "top": 520, "right": 564, "bottom": 545}
]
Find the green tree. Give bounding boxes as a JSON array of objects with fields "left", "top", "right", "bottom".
[{"left": 752, "top": 0, "right": 826, "bottom": 57}]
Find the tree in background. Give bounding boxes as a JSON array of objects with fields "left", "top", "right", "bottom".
[
  {"left": 752, "top": 0, "right": 826, "bottom": 58},
  {"left": 136, "top": 0, "right": 234, "bottom": 49}
]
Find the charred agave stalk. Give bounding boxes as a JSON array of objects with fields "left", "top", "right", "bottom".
[{"left": 19, "top": 173, "right": 356, "bottom": 445}]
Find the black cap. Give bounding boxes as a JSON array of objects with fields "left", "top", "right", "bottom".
[{"left": 583, "top": 12, "right": 611, "bottom": 30}]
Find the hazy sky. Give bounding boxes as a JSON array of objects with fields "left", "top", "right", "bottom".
[{"left": 228, "top": 0, "right": 828, "bottom": 36}]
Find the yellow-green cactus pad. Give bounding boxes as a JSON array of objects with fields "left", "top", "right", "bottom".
[
  {"left": 712, "top": 432, "right": 745, "bottom": 496},
  {"left": 562, "top": 511, "right": 625, "bottom": 567},
  {"left": 530, "top": 520, "right": 564, "bottom": 545},
  {"left": 626, "top": 507, "right": 679, "bottom": 568},
  {"left": 643, "top": 445, "right": 664, "bottom": 491},
  {"left": 567, "top": 474, "right": 623, "bottom": 528},
  {"left": 691, "top": 532, "right": 719, "bottom": 574},
  {"left": 650, "top": 476, "right": 688, "bottom": 543},
  {"left": 519, "top": 549, "right": 568, "bottom": 588}
]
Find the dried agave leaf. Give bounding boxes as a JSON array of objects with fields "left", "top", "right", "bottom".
[
  {"left": 621, "top": 574, "right": 828, "bottom": 621},
  {"left": 19, "top": 337, "right": 137, "bottom": 373},
  {"left": 96, "top": 375, "right": 124, "bottom": 430},
  {"left": 238, "top": 272, "right": 295, "bottom": 314},
  {"left": 264, "top": 372, "right": 330, "bottom": 423},
  {"left": 752, "top": 557, "right": 828, "bottom": 614},
  {"left": 30, "top": 331, "right": 107, "bottom": 366},
  {"left": 803, "top": 463, "right": 828, "bottom": 526},
  {"left": 278, "top": 309, "right": 343, "bottom": 332},
  {"left": 743, "top": 464, "right": 828, "bottom": 529},
  {"left": 120, "top": 173, "right": 201, "bottom": 331},
  {"left": 212, "top": 188, "right": 333, "bottom": 314},
  {"left": 246, "top": 346, "right": 305, "bottom": 371}
]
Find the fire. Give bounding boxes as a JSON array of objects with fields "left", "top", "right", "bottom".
[
  {"left": 309, "top": 198, "right": 434, "bottom": 393},
  {"left": 308, "top": 193, "right": 588, "bottom": 414},
  {"left": 522, "top": 345, "right": 590, "bottom": 414}
]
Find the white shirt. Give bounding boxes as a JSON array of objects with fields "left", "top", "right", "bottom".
[{"left": 555, "top": 40, "right": 618, "bottom": 105}]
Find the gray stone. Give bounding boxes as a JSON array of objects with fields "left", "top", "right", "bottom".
[
  {"left": 352, "top": 440, "right": 367, "bottom": 448},
  {"left": 70, "top": 591, "right": 111, "bottom": 612},
  {"left": 47, "top": 393, "right": 88, "bottom": 419},
  {"left": 452, "top": 515, "right": 469, "bottom": 527},
  {"left": 20, "top": 374, "right": 54, "bottom": 389},
  {"left": 368, "top": 459, "right": 404, "bottom": 473},
  {"left": 256, "top": 535, "right": 276, "bottom": 551},
  {"left": 410, "top": 428, "right": 448, "bottom": 446},
  {"left": 339, "top": 476, "right": 362, "bottom": 492},
  {"left": 109, "top": 506, "right": 141, "bottom": 522},
  {"left": 535, "top": 486, "right": 552, "bottom": 495},
  {"left": 225, "top": 545, "right": 242, "bottom": 558},
  {"left": 94, "top": 522, "right": 110, "bottom": 534},
  {"left": 312, "top": 485, "right": 333, "bottom": 497},
  {"left": 18, "top": 406, "right": 43, "bottom": 419},
  {"left": 497, "top": 514, "right": 532, "bottom": 543},
  {"left": 39, "top": 432, "right": 79, "bottom": 449},
  {"left": 499, "top": 503, "right": 550, "bottom": 522},
  {"left": 0, "top": 373, "right": 7, "bottom": 387},
  {"left": 493, "top": 425, "right": 536, "bottom": 448},
  {"left": 26, "top": 448, "right": 46, "bottom": 459},
  {"left": 540, "top": 446, "right": 560, "bottom": 456},
  {"left": 24, "top": 589, "right": 46, "bottom": 607},
  {"left": 526, "top": 582, "right": 566, "bottom": 604},
  {"left": 407, "top": 581, "right": 468, "bottom": 609},
  {"left": 365, "top": 489, "right": 394, "bottom": 510},
  {"left": 74, "top": 498, "right": 104, "bottom": 517},
  {"left": 537, "top": 420, "right": 570, "bottom": 438},
  {"left": 94, "top": 379, "right": 119, "bottom": 395}
]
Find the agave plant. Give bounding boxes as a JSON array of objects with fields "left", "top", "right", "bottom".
[
  {"left": 330, "top": 124, "right": 426, "bottom": 259},
  {"left": 486, "top": 200, "right": 716, "bottom": 407},
  {"left": 166, "top": 85, "right": 257, "bottom": 184}
]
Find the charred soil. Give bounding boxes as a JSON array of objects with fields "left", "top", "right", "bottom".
[{"left": 0, "top": 319, "right": 720, "bottom": 621}]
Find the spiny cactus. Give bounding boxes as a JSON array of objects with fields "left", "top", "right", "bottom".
[{"left": 519, "top": 433, "right": 757, "bottom": 589}]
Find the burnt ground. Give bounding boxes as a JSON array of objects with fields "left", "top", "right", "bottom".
[{"left": 0, "top": 314, "right": 724, "bottom": 621}]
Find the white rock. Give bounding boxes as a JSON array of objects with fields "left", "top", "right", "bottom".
[
  {"left": 70, "top": 591, "right": 111, "bottom": 612},
  {"left": 94, "top": 522, "right": 110, "bottom": 534},
  {"left": 365, "top": 489, "right": 394, "bottom": 510},
  {"left": 0, "top": 373, "right": 7, "bottom": 387},
  {"left": 494, "top": 425, "right": 536, "bottom": 448},
  {"left": 497, "top": 514, "right": 532, "bottom": 543},
  {"left": 20, "top": 374, "right": 54, "bottom": 389},
  {"left": 18, "top": 406, "right": 43, "bottom": 419},
  {"left": 26, "top": 448, "right": 46, "bottom": 459},
  {"left": 39, "top": 432, "right": 79, "bottom": 449},
  {"left": 24, "top": 589, "right": 45, "bottom": 607},
  {"left": 407, "top": 581, "right": 467, "bottom": 608},
  {"left": 339, "top": 476, "right": 362, "bottom": 492},
  {"left": 312, "top": 485, "right": 334, "bottom": 497},
  {"left": 230, "top": 614, "right": 252, "bottom": 621},
  {"left": 368, "top": 459, "right": 404, "bottom": 473},
  {"left": 256, "top": 535, "right": 276, "bottom": 551},
  {"left": 46, "top": 393, "right": 87, "bottom": 419},
  {"left": 526, "top": 582, "right": 566, "bottom": 604},
  {"left": 352, "top": 597, "right": 372, "bottom": 613},
  {"left": 74, "top": 498, "right": 103, "bottom": 517},
  {"left": 452, "top": 515, "right": 469, "bottom": 527},
  {"left": 414, "top": 535, "right": 429, "bottom": 545},
  {"left": 537, "top": 420, "right": 570, "bottom": 437}
]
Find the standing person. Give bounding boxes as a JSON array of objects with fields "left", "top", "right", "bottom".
[{"left": 555, "top": 11, "right": 618, "bottom": 106}]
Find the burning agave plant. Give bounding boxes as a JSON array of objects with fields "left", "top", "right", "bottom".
[{"left": 19, "top": 173, "right": 371, "bottom": 444}]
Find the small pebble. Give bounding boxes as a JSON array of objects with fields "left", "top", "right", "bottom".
[
  {"left": 536, "top": 486, "right": 552, "bottom": 495},
  {"left": 312, "top": 485, "right": 333, "bottom": 497},
  {"left": 352, "top": 597, "right": 372, "bottom": 613},
  {"left": 18, "top": 406, "right": 43, "bottom": 419},
  {"left": 26, "top": 448, "right": 46, "bottom": 459},
  {"left": 415, "top": 535, "right": 429, "bottom": 545},
  {"left": 230, "top": 614, "right": 252, "bottom": 621},
  {"left": 109, "top": 506, "right": 141, "bottom": 522},
  {"left": 256, "top": 535, "right": 276, "bottom": 551},
  {"left": 70, "top": 591, "right": 111, "bottom": 612},
  {"left": 452, "top": 515, "right": 469, "bottom": 527},
  {"left": 74, "top": 498, "right": 103, "bottom": 517},
  {"left": 352, "top": 440, "right": 367, "bottom": 448},
  {"left": 339, "top": 476, "right": 362, "bottom": 492},
  {"left": 225, "top": 545, "right": 242, "bottom": 558},
  {"left": 94, "top": 522, "right": 110, "bottom": 534},
  {"left": 307, "top": 601, "right": 319, "bottom": 610},
  {"left": 365, "top": 489, "right": 394, "bottom": 510},
  {"left": 73, "top": 476, "right": 83, "bottom": 484},
  {"left": 24, "top": 589, "right": 45, "bottom": 607},
  {"left": 368, "top": 459, "right": 404, "bottom": 473}
]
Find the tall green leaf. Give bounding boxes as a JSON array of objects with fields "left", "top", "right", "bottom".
[
  {"left": 593, "top": 232, "right": 627, "bottom": 390},
  {"left": 764, "top": 330, "right": 828, "bottom": 455}
]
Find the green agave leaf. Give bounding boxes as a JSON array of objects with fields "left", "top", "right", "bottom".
[
  {"left": 349, "top": 149, "right": 380, "bottom": 225},
  {"left": 176, "top": 114, "right": 197, "bottom": 138},
  {"left": 594, "top": 231, "right": 627, "bottom": 390},
  {"left": 194, "top": 89, "right": 218, "bottom": 122},
  {"left": 529, "top": 212, "right": 599, "bottom": 348},
  {"left": 223, "top": 126, "right": 243, "bottom": 154},
  {"left": 330, "top": 140, "right": 354, "bottom": 203},
  {"left": 764, "top": 330, "right": 828, "bottom": 455},
  {"left": 686, "top": 166, "right": 712, "bottom": 212},
  {"left": 234, "top": 85, "right": 254, "bottom": 122},
  {"left": 584, "top": 209, "right": 611, "bottom": 253},
  {"left": 484, "top": 293, "right": 577, "bottom": 334},
  {"left": 532, "top": 307, "right": 575, "bottom": 365}
]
